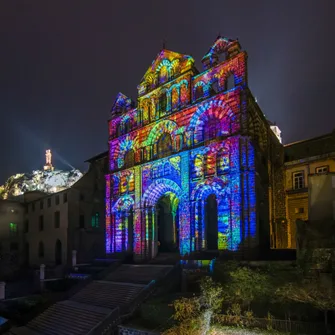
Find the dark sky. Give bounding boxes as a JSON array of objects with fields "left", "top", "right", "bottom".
[{"left": 1, "top": 0, "right": 334, "bottom": 182}]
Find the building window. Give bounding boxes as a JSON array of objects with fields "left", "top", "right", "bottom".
[
  {"left": 38, "top": 241, "right": 44, "bottom": 258},
  {"left": 39, "top": 215, "right": 44, "bottom": 231},
  {"left": 79, "top": 215, "right": 85, "bottom": 229},
  {"left": 195, "top": 85, "right": 204, "bottom": 100},
  {"left": 32, "top": 203, "right": 35, "bottom": 212},
  {"left": 54, "top": 211, "right": 60, "bottom": 228},
  {"left": 40, "top": 200, "right": 44, "bottom": 210},
  {"left": 55, "top": 195, "right": 60, "bottom": 205},
  {"left": 293, "top": 171, "right": 304, "bottom": 190},
  {"left": 47, "top": 198, "right": 51, "bottom": 207},
  {"left": 316, "top": 166, "right": 328, "bottom": 174},
  {"left": 80, "top": 193, "right": 85, "bottom": 201},
  {"left": 295, "top": 207, "right": 304, "bottom": 214},
  {"left": 24, "top": 220, "right": 29, "bottom": 233},
  {"left": 9, "top": 222, "right": 18, "bottom": 236},
  {"left": 10, "top": 242, "right": 18, "bottom": 251},
  {"left": 63, "top": 193, "right": 68, "bottom": 203},
  {"left": 91, "top": 212, "right": 99, "bottom": 228}
]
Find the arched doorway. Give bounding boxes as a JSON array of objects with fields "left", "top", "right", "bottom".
[
  {"left": 205, "top": 194, "right": 218, "bottom": 250},
  {"left": 156, "top": 194, "right": 179, "bottom": 253},
  {"left": 55, "top": 239, "right": 62, "bottom": 265}
]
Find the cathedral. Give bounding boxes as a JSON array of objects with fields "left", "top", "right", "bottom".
[{"left": 105, "top": 37, "right": 285, "bottom": 261}]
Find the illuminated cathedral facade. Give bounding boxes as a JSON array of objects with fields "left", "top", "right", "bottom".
[{"left": 105, "top": 37, "right": 285, "bottom": 260}]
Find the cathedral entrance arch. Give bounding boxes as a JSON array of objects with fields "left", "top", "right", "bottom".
[
  {"left": 142, "top": 179, "right": 183, "bottom": 257},
  {"left": 156, "top": 193, "right": 179, "bottom": 253}
]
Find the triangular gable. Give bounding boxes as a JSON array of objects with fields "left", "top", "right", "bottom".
[
  {"left": 111, "top": 92, "right": 134, "bottom": 115},
  {"left": 138, "top": 49, "right": 195, "bottom": 95}
]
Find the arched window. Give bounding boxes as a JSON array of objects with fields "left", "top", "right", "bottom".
[
  {"left": 211, "top": 78, "right": 219, "bottom": 94},
  {"left": 157, "top": 133, "right": 172, "bottom": 158},
  {"left": 159, "top": 66, "right": 168, "bottom": 83},
  {"left": 217, "top": 148, "right": 230, "bottom": 174},
  {"left": 180, "top": 84, "right": 189, "bottom": 105},
  {"left": 124, "top": 149, "right": 135, "bottom": 168},
  {"left": 38, "top": 241, "right": 44, "bottom": 258},
  {"left": 192, "top": 155, "right": 204, "bottom": 179},
  {"left": 159, "top": 93, "right": 167, "bottom": 114},
  {"left": 124, "top": 119, "right": 131, "bottom": 133},
  {"left": 195, "top": 85, "right": 204, "bottom": 100},
  {"left": 226, "top": 74, "right": 235, "bottom": 91},
  {"left": 171, "top": 87, "right": 179, "bottom": 110},
  {"left": 204, "top": 119, "right": 218, "bottom": 141}
]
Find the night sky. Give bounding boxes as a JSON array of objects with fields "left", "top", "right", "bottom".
[{"left": 1, "top": 1, "right": 334, "bottom": 182}]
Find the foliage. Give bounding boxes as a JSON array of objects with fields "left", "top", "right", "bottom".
[
  {"left": 223, "top": 266, "right": 271, "bottom": 309},
  {"left": 200, "top": 276, "right": 224, "bottom": 312},
  {"left": 171, "top": 296, "right": 200, "bottom": 322}
]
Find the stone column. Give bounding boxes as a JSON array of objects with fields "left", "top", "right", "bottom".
[
  {"left": 72, "top": 250, "right": 77, "bottom": 267},
  {"left": 0, "top": 282, "right": 5, "bottom": 300},
  {"left": 40, "top": 264, "right": 45, "bottom": 281}
]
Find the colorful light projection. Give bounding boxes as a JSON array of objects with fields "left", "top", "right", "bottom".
[{"left": 106, "top": 37, "right": 257, "bottom": 260}]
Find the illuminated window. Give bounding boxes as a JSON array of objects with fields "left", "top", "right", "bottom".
[
  {"left": 91, "top": 212, "right": 99, "bottom": 228},
  {"left": 204, "top": 119, "right": 218, "bottom": 141},
  {"left": 293, "top": 171, "right": 304, "bottom": 190},
  {"left": 180, "top": 84, "right": 188, "bottom": 105},
  {"left": 157, "top": 133, "right": 172, "bottom": 158},
  {"left": 159, "top": 66, "right": 168, "bottom": 83},
  {"left": 159, "top": 93, "right": 167, "bottom": 114},
  {"left": 316, "top": 166, "right": 328, "bottom": 174},
  {"left": 192, "top": 155, "right": 204, "bottom": 179},
  {"left": 9, "top": 222, "right": 17, "bottom": 235},
  {"left": 195, "top": 85, "right": 204, "bottom": 100},
  {"left": 171, "top": 87, "right": 179, "bottom": 110},
  {"left": 124, "top": 149, "right": 135, "bottom": 168},
  {"left": 217, "top": 149, "right": 230, "bottom": 174},
  {"left": 226, "top": 74, "right": 235, "bottom": 90},
  {"left": 295, "top": 207, "right": 304, "bottom": 214}
]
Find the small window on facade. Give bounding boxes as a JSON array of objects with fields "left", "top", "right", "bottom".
[
  {"left": 40, "top": 200, "right": 44, "bottom": 210},
  {"left": 54, "top": 211, "right": 60, "bottom": 228},
  {"left": 9, "top": 222, "right": 18, "bottom": 236},
  {"left": 10, "top": 242, "right": 18, "bottom": 251},
  {"left": 47, "top": 198, "right": 51, "bottom": 207},
  {"left": 24, "top": 220, "right": 29, "bottom": 233},
  {"left": 39, "top": 215, "right": 44, "bottom": 231},
  {"left": 195, "top": 85, "right": 204, "bottom": 100},
  {"left": 38, "top": 241, "right": 44, "bottom": 258},
  {"left": 91, "top": 212, "right": 99, "bottom": 228},
  {"left": 32, "top": 203, "right": 35, "bottom": 212},
  {"left": 295, "top": 207, "right": 304, "bottom": 214},
  {"left": 316, "top": 166, "right": 328, "bottom": 174},
  {"left": 55, "top": 195, "right": 60, "bottom": 205},
  {"left": 63, "top": 193, "right": 68, "bottom": 203},
  {"left": 79, "top": 215, "right": 85, "bottom": 229},
  {"left": 293, "top": 171, "right": 304, "bottom": 190},
  {"left": 159, "top": 93, "right": 167, "bottom": 113}
]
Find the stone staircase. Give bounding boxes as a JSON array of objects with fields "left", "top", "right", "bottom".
[{"left": 6, "top": 264, "right": 174, "bottom": 335}]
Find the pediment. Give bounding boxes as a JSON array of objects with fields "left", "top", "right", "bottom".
[{"left": 138, "top": 49, "right": 195, "bottom": 95}]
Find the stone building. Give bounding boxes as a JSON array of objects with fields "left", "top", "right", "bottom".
[
  {"left": 0, "top": 199, "right": 25, "bottom": 278},
  {"left": 24, "top": 152, "right": 107, "bottom": 267},
  {"left": 105, "top": 36, "right": 285, "bottom": 261},
  {"left": 284, "top": 130, "right": 335, "bottom": 248}
]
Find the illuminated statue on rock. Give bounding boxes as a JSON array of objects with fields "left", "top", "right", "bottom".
[{"left": 43, "top": 149, "right": 54, "bottom": 172}]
